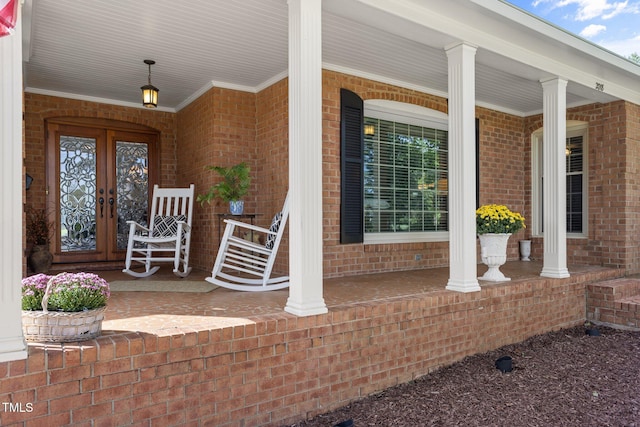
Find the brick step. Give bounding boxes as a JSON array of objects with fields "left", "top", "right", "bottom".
[
  {"left": 619, "top": 294, "right": 640, "bottom": 304},
  {"left": 587, "top": 278, "right": 640, "bottom": 330}
]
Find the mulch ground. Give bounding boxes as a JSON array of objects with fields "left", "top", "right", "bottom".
[{"left": 287, "top": 325, "right": 640, "bottom": 427}]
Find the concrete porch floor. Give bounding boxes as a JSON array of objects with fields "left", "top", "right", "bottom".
[{"left": 91, "top": 261, "right": 622, "bottom": 336}]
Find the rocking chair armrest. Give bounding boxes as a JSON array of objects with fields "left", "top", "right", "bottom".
[
  {"left": 223, "top": 219, "right": 275, "bottom": 235},
  {"left": 126, "top": 221, "right": 150, "bottom": 233},
  {"left": 176, "top": 221, "right": 191, "bottom": 232}
]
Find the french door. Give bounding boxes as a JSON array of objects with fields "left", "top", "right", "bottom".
[{"left": 46, "top": 122, "right": 158, "bottom": 264}]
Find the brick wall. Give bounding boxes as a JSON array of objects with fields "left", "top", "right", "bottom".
[
  {"left": 177, "top": 87, "right": 258, "bottom": 270},
  {"left": 23, "top": 82, "right": 640, "bottom": 277},
  {"left": 619, "top": 102, "right": 640, "bottom": 273},
  {"left": 523, "top": 101, "right": 640, "bottom": 272},
  {"left": 0, "top": 270, "right": 612, "bottom": 427},
  {"left": 476, "top": 108, "right": 527, "bottom": 260},
  {"left": 24, "top": 93, "right": 178, "bottom": 215},
  {"left": 23, "top": 93, "right": 178, "bottom": 273},
  {"left": 256, "top": 78, "right": 290, "bottom": 274},
  {"left": 321, "top": 70, "right": 531, "bottom": 276}
]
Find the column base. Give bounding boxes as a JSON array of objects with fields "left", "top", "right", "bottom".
[
  {"left": 0, "top": 337, "right": 28, "bottom": 363},
  {"left": 540, "top": 267, "right": 570, "bottom": 278},
  {"left": 285, "top": 298, "right": 328, "bottom": 317},
  {"left": 446, "top": 279, "right": 481, "bottom": 293}
]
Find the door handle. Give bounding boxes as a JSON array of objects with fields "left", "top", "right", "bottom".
[
  {"left": 108, "top": 188, "right": 115, "bottom": 218},
  {"left": 99, "top": 189, "right": 105, "bottom": 218}
]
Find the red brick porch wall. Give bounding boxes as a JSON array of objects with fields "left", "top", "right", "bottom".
[
  {"left": 0, "top": 269, "right": 618, "bottom": 427},
  {"left": 177, "top": 87, "right": 258, "bottom": 271}
]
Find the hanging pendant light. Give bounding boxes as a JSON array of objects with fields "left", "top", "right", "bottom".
[{"left": 141, "top": 59, "right": 159, "bottom": 108}]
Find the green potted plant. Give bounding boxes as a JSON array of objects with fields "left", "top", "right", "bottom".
[
  {"left": 26, "top": 207, "right": 53, "bottom": 273},
  {"left": 197, "top": 162, "right": 251, "bottom": 214},
  {"left": 21, "top": 272, "right": 110, "bottom": 342}
]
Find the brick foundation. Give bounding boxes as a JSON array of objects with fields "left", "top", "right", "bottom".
[{"left": 0, "top": 268, "right": 621, "bottom": 427}]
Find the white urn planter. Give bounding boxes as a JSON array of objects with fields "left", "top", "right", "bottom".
[
  {"left": 478, "top": 233, "right": 511, "bottom": 282},
  {"left": 519, "top": 239, "right": 531, "bottom": 261}
]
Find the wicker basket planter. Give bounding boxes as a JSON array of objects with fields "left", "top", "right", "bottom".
[
  {"left": 21, "top": 272, "right": 109, "bottom": 343},
  {"left": 22, "top": 306, "right": 106, "bottom": 342}
]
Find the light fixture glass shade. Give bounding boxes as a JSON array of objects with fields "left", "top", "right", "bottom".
[
  {"left": 141, "top": 59, "right": 159, "bottom": 108},
  {"left": 141, "top": 84, "right": 159, "bottom": 108}
]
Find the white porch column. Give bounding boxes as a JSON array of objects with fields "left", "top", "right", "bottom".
[
  {"left": 445, "top": 43, "right": 481, "bottom": 293},
  {"left": 0, "top": 10, "right": 28, "bottom": 362},
  {"left": 284, "top": 0, "right": 327, "bottom": 316},
  {"left": 540, "top": 78, "right": 570, "bottom": 278}
]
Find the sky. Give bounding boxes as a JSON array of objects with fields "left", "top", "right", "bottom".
[{"left": 505, "top": 0, "right": 640, "bottom": 58}]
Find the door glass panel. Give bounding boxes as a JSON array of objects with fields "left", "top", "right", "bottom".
[
  {"left": 59, "top": 136, "right": 97, "bottom": 252},
  {"left": 115, "top": 141, "right": 149, "bottom": 250}
]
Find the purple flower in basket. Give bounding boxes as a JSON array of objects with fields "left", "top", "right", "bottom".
[
  {"left": 21, "top": 273, "right": 51, "bottom": 311},
  {"left": 21, "top": 272, "right": 110, "bottom": 312}
]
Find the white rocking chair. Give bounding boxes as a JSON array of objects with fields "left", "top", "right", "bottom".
[
  {"left": 123, "top": 184, "right": 195, "bottom": 278},
  {"left": 206, "top": 193, "right": 289, "bottom": 291}
]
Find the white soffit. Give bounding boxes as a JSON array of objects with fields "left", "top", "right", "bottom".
[
  {"left": 21, "top": 0, "right": 638, "bottom": 113},
  {"left": 325, "top": 0, "right": 639, "bottom": 106}
]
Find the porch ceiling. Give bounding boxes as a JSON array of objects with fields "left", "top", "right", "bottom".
[{"left": 23, "top": 0, "right": 634, "bottom": 115}]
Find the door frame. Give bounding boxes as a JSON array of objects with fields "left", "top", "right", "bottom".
[{"left": 45, "top": 117, "right": 160, "bottom": 265}]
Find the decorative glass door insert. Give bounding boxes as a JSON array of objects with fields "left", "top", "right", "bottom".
[
  {"left": 59, "top": 135, "right": 99, "bottom": 252},
  {"left": 115, "top": 141, "right": 149, "bottom": 250},
  {"left": 47, "top": 121, "right": 157, "bottom": 264}
]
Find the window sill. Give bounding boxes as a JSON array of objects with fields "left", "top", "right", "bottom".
[
  {"left": 364, "top": 231, "right": 449, "bottom": 244},
  {"left": 531, "top": 233, "right": 588, "bottom": 239}
]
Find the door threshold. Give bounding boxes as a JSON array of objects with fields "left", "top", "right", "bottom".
[{"left": 49, "top": 261, "right": 124, "bottom": 273}]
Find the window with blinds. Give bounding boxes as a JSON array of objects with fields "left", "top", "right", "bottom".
[
  {"left": 566, "top": 135, "right": 584, "bottom": 233},
  {"left": 363, "top": 117, "right": 448, "bottom": 234},
  {"left": 532, "top": 124, "right": 588, "bottom": 237}
]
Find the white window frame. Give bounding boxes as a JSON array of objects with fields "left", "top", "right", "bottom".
[
  {"left": 363, "top": 100, "right": 449, "bottom": 244},
  {"left": 531, "top": 121, "right": 589, "bottom": 238}
]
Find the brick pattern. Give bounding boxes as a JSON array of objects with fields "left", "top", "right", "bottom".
[
  {"left": 0, "top": 270, "right": 615, "bottom": 427},
  {"left": 177, "top": 87, "right": 258, "bottom": 270},
  {"left": 586, "top": 278, "right": 640, "bottom": 329},
  {"left": 256, "top": 78, "right": 290, "bottom": 274},
  {"left": 476, "top": 108, "right": 527, "bottom": 260}
]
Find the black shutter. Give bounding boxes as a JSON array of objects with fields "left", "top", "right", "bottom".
[
  {"left": 476, "top": 117, "right": 480, "bottom": 209},
  {"left": 340, "top": 88, "right": 364, "bottom": 244}
]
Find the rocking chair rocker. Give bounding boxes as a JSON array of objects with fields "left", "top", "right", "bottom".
[
  {"left": 206, "top": 193, "right": 289, "bottom": 291},
  {"left": 123, "top": 184, "right": 195, "bottom": 278}
]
